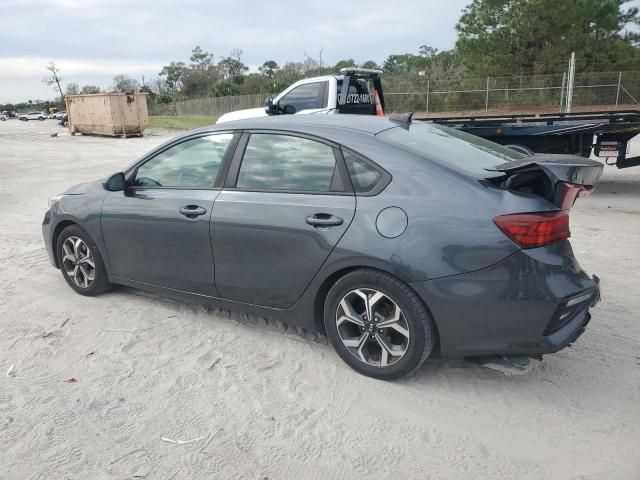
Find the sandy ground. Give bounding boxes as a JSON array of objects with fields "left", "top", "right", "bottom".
[{"left": 0, "top": 119, "right": 639, "bottom": 480}]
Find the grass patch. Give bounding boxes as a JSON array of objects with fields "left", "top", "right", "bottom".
[{"left": 148, "top": 116, "right": 216, "bottom": 130}]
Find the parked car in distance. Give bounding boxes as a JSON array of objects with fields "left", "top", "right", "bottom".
[
  {"left": 49, "top": 110, "right": 66, "bottom": 120},
  {"left": 0, "top": 113, "right": 6, "bottom": 121},
  {"left": 42, "top": 114, "right": 602, "bottom": 379},
  {"left": 19, "top": 111, "right": 45, "bottom": 121}
]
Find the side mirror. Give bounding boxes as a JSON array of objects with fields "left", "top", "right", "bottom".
[
  {"left": 105, "top": 172, "right": 126, "bottom": 191},
  {"left": 264, "top": 96, "right": 276, "bottom": 115},
  {"left": 282, "top": 104, "right": 296, "bottom": 115}
]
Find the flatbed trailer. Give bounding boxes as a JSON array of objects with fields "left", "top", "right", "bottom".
[{"left": 419, "top": 110, "right": 640, "bottom": 169}]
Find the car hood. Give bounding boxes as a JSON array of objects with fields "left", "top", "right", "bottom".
[{"left": 62, "top": 180, "right": 104, "bottom": 195}]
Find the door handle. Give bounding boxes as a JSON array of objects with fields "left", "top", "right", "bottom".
[
  {"left": 179, "top": 205, "right": 207, "bottom": 218},
  {"left": 306, "top": 213, "right": 344, "bottom": 228}
]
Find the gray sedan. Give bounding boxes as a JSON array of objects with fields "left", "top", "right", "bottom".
[{"left": 42, "top": 115, "right": 602, "bottom": 379}]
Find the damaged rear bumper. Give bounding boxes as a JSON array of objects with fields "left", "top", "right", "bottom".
[{"left": 411, "top": 241, "right": 601, "bottom": 358}]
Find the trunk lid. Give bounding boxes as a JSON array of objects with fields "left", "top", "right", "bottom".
[{"left": 487, "top": 154, "right": 603, "bottom": 209}]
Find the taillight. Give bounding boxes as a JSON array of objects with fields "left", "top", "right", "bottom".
[
  {"left": 555, "top": 182, "right": 593, "bottom": 210},
  {"left": 493, "top": 211, "right": 570, "bottom": 248}
]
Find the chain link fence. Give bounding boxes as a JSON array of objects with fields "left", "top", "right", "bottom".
[
  {"left": 384, "top": 71, "right": 640, "bottom": 115},
  {"left": 149, "top": 94, "right": 265, "bottom": 117},
  {"left": 149, "top": 71, "right": 640, "bottom": 118}
]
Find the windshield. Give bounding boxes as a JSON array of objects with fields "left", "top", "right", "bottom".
[{"left": 378, "top": 122, "right": 525, "bottom": 175}]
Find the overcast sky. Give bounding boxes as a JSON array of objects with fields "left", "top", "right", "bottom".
[{"left": 0, "top": 0, "right": 472, "bottom": 103}]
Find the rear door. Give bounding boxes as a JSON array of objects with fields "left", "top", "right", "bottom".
[
  {"left": 211, "top": 132, "right": 355, "bottom": 308},
  {"left": 101, "top": 132, "right": 237, "bottom": 296}
]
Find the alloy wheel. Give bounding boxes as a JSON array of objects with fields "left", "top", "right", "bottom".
[
  {"left": 61, "top": 236, "right": 96, "bottom": 288},
  {"left": 335, "top": 288, "right": 410, "bottom": 367}
]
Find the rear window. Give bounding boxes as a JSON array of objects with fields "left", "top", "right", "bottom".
[
  {"left": 337, "top": 78, "right": 371, "bottom": 104},
  {"left": 378, "top": 123, "right": 525, "bottom": 175}
]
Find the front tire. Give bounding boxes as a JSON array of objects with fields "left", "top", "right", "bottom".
[
  {"left": 324, "top": 269, "right": 433, "bottom": 380},
  {"left": 56, "top": 225, "right": 110, "bottom": 296}
]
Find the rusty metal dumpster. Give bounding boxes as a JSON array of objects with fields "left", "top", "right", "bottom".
[{"left": 65, "top": 93, "right": 148, "bottom": 137}]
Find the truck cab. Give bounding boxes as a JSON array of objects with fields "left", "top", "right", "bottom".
[{"left": 217, "top": 68, "right": 384, "bottom": 123}]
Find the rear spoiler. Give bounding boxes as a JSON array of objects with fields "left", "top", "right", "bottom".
[
  {"left": 488, "top": 155, "right": 603, "bottom": 186},
  {"left": 487, "top": 154, "right": 604, "bottom": 209}
]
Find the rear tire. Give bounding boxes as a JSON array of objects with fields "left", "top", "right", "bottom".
[
  {"left": 324, "top": 269, "right": 433, "bottom": 380},
  {"left": 56, "top": 225, "right": 110, "bottom": 296}
]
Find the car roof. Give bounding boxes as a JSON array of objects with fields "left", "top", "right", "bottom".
[{"left": 193, "top": 114, "right": 399, "bottom": 136}]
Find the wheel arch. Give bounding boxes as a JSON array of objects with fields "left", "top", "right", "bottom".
[
  {"left": 313, "top": 266, "right": 360, "bottom": 335},
  {"left": 312, "top": 265, "right": 441, "bottom": 354},
  {"left": 51, "top": 219, "right": 78, "bottom": 268}
]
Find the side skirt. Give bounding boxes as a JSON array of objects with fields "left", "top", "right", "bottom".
[{"left": 107, "top": 276, "right": 316, "bottom": 330}]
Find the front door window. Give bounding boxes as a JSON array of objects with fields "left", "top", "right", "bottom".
[
  {"left": 278, "top": 82, "right": 327, "bottom": 113},
  {"left": 135, "top": 134, "right": 233, "bottom": 188}
]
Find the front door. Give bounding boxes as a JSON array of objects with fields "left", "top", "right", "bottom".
[
  {"left": 275, "top": 81, "right": 329, "bottom": 114},
  {"left": 211, "top": 132, "right": 355, "bottom": 308},
  {"left": 101, "top": 133, "right": 235, "bottom": 296}
]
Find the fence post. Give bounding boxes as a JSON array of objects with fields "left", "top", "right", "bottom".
[
  {"left": 566, "top": 51, "right": 575, "bottom": 113},
  {"left": 559, "top": 72, "right": 567, "bottom": 112},
  {"left": 426, "top": 80, "right": 430, "bottom": 116},
  {"left": 485, "top": 77, "right": 490, "bottom": 111},
  {"left": 615, "top": 71, "right": 622, "bottom": 109}
]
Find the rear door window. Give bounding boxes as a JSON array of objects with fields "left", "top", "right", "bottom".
[{"left": 236, "top": 134, "right": 337, "bottom": 192}]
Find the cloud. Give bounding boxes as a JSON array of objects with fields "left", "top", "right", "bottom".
[
  {"left": 0, "top": 0, "right": 469, "bottom": 102},
  {"left": 0, "top": 57, "right": 163, "bottom": 102},
  {"left": 0, "top": 57, "right": 162, "bottom": 76}
]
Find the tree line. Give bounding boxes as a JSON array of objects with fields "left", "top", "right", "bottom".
[
  {"left": 3, "top": 0, "right": 638, "bottom": 112},
  {"left": 148, "top": 0, "right": 640, "bottom": 104}
]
